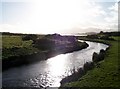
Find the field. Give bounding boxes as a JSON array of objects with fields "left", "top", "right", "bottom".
[
  {"left": 2, "top": 35, "right": 39, "bottom": 59},
  {"left": 62, "top": 36, "right": 120, "bottom": 88}
]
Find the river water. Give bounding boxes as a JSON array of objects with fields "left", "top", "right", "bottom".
[{"left": 2, "top": 41, "right": 108, "bottom": 88}]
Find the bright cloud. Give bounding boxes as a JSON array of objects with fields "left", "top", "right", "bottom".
[
  {"left": 104, "top": 2, "right": 118, "bottom": 31},
  {"left": 0, "top": 0, "right": 118, "bottom": 34}
]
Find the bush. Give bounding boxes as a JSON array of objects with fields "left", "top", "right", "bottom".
[
  {"left": 87, "top": 35, "right": 98, "bottom": 39},
  {"left": 83, "top": 62, "right": 94, "bottom": 72},
  {"left": 22, "top": 34, "right": 38, "bottom": 41},
  {"left": 33, "top": 38, "right": 55, "bottom": 50},
  {"left": 92, "top": 49, "right": 106, "bottom": 63},
  {"left": 100, "top": 35, "right": 114, "bottom": 40},
  {"left": 92, "top": 52, "right": 99, "bottom": 63},
  {"left": 99, "top": 49, "right": 105, "bottom": 60}
]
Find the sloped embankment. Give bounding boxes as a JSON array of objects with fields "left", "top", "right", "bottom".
[{"left": 60, "top": 39, "right": 119, "bottom": 88}]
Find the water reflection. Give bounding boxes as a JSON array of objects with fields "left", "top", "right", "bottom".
[
  {"left": 47, "top": 54, "right": 67, "bottom": 76},
  {"left": 2, "top": 41, "right": 109, "bottom": 88}
]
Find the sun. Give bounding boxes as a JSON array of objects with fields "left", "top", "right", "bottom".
[{"left": 21, "top": 0, "right": 89, "bottom": 34}]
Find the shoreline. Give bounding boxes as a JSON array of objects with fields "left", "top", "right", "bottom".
[
  {"left": 59, "top": 38, "right": 110, "bottom": 88},
  {"left": 78, "top": 37, "right": 111, "bottom": 46},
  {"left": 2, "top": 41, "right": 89, "bottom": 71}
]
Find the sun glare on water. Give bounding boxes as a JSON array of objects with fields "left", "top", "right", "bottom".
[{"left": 47, "top": 54, "right": 68, "bottom": 76}]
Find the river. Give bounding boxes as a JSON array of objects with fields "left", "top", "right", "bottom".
[{"left": 2, "top": 40, "right": 109, "bottom": 88}]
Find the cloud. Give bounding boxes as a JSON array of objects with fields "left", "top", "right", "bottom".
[
  {"left": 104, "top": 2, "right": 118, "bottom": 31},
  {"left": 109, "top": 2, "right": 118, "bottom": 11},
  {"left": 0, "top": 0, "right": 118, "bottom": 34},
  {"left": 0, "top": 24, "right": 30, "bottom": 33}
]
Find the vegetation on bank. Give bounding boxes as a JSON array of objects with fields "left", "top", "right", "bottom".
[
  {"left": 33, "top": 34, "right": 88, "bottom": 53},
  {"left": 60, "top": 32, "right": 120, "bottom": 88},
  {"left": 2, "top": 35, "right": 39, "bottom": 59},
  {"left": 2, "top": 32, "right": 89, "bottom": 70},
  {"left": 60, "top": 47, "right": 108, "bottom": 87},
  {"left": 2, "top": 33, "right": 88, "bottom": 60}
]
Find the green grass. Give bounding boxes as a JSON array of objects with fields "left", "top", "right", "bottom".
[
  {"left": 2, "top": 35, "right": 33, "bottom": 48},
  {"left": 0, "top": 34, "right": 1, "bottom": 59},
  {"left": 2, "top": 35, "right": 22, "bottom": 48},
  {"left": 0, "top": 35, "right": 2, "bottom": 49},
  {"left": 2, "top": 35, "right": 39, "bottom": 59},
  {"left": 111, "top": 36, "right": 120, "bottom": 41},
  {"left": 62, "top": 36, "right": 120, "bottom": 88}
]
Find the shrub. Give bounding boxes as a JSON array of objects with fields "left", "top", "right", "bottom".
[
  {"left": 92, "top": 49, "right": 106, "bottom": 63},
  {"left": 92, "top": 52, "right": 99, "bottom": 63},
  {"left": 22, "top": 34, "right": 38, "bottom": 41},
  {"left": 83, "top": 62, "right": 94, "bottom": 72},
  {"left": 87, "top": 35, "right": 98, "bottom": 39},
  {"left": 33, "top": 38, "right": 55, "bottom": 50},
  {"left": 100, "top": 35, "right": 114, "bottom": 40},
  {"left": 99, "top": 49, "right": 105, "bottom": 61}
]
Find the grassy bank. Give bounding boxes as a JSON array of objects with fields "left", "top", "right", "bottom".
[
  {"left": 2, "top": 34, "right": 88, "bottom": 60},
  {"left": 2, "top": 35, "right": 39, "bottom": 59},
  {"left": 2, "top": 33, "right": 89, "bottom": 71},
  {"left": 61, "top": 36, "right": 120, "bottom": 88}
]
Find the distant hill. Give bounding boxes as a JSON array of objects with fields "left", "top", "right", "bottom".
[{"left": 76, "top": 32, "right": 97, "bottom": 36}]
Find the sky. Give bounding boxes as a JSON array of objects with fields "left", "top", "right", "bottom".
[{"left": 0, "top": 0, "right": 119, "bottom": 34}]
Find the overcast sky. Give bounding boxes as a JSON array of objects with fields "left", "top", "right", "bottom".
[{"left": 0, "top": 0, "right": 119, "bottom": 34}]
